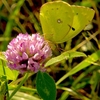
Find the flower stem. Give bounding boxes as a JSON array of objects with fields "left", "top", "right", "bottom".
[
  {"left": 8, "top": 72, "right": 29, "bottom": 100},
  {"left": 1, "top": 60, "right": 9, "bottom": 99}
]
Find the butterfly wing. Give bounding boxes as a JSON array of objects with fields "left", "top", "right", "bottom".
[
  {"left": 61, "top": 5, "right": 95, "bottom": 42},
  {"left": 40, "top": 1, "right": 74, "bottom": 43}
]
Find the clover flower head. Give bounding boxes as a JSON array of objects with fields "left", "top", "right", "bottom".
[{"left": 4, "top": 33, "right": 52, "bottom": 73}]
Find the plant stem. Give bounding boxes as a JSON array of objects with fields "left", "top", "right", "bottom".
[
  {"left": 1, "top": 0, "right": 25, "bottom": 50},
  {"left": 8, "top": 85, "right": 37, "bottom": 93},
  {"left": 1, "top": 60, "right": 9, "bottom": 99},
  {"left": 8, "top": 72, "right": 29, "bottom": 100}
]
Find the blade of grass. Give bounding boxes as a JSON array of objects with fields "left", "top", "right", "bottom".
[
  {"left": 1, "top": 0, "right": 25, "bottom": 51},
  {"left": 56, "top": 50, "right": 100, "bottom": 85}
]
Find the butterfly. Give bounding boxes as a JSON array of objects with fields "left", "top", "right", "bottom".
[{"left": 40, "top": 1, "right": 95, "bottom": 43}]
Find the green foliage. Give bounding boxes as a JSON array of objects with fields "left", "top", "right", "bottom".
[
  {"left": 36, "top": 71, "right": 56, "bottom": 100},
  {"left": 0, "top": 65, "right": 19, "bottom": 80},
  {"left": 0, "top": 75, "right": 7, "bottom": 100},
  {"left": 0, "top": 58, "right": 19, "bottom": 80},
  {"left": 1, "top": 0, "right": 25, "bottom": 50},
  {"left": 45, "top": 51, "right": 86, "bottom": 67},
  {"left": 9, "top": 91, "right": 41, "bottom": 100},
  {"left": 0, "top": 0, "right": 100, "bottom": 100},
  {"left": 56, "top": 50, "right": 100, "bottom": 85}
]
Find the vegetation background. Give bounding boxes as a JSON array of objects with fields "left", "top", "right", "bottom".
[{"left": 0, "top": 0, "right": 100, "bottom": 100}]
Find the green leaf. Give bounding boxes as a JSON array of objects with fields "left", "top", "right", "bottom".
[
  {"left": 0, "top": 59, "right": 19, "bottom": 80},
  {"left": 36, "top": 71, "right": 56, "bottom": 100},
  {"left": 45, "top": 51, "right": 86, "bottom": 67},
  {"left": 0, "top": 65, "right": 19, "bottom": 80},
  {"left": 0, "top": 76, "right": 7, "bottom": 100},
  {"left": 9, "top": 91, "right": 41, "bottom": 100},
  {"left": 56, "top": 50, "right": 100, "bottom": 85},
  {"left": 0, "top": 52, "right": 6, "bottom": 61}
]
